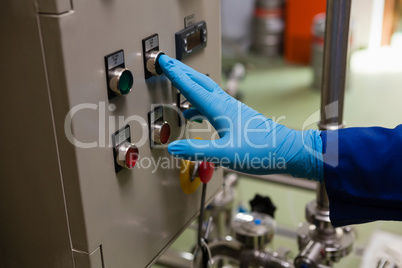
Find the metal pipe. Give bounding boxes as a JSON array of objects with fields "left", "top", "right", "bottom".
[
  {"left": 319, "top": 0, "right": 352, "bottom": 129},
  {"left": 317, "top": 183, "right": 330, "bottom": 210},
  {"left": 318, "top": 0, "right": 352, "bottom": 211}
]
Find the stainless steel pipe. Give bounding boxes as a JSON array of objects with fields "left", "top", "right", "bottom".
[
  {"left": 318, "top": 0, "right": 352, "bottom": 211},
  {"left": 319, "top": 0, "right": 352, "bottom": 129}
]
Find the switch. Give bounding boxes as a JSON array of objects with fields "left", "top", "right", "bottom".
[
  {"left": 176, "top": 92, "right": 192, "bottom": 112},
  {"left": 198, "top": 161, "right": 215, "bottom": 183},
  {"left": 176, "top": 92, "right": 204, "bottom": 126},
  {"left": 109, "top": 67, "right": 134, "bottom": 95},
  {"left": 116, "top": 142, "right": 139, "bottom": 170},
  {"left": 148, "top": 106, "right": 171, "bottom": 148},
  {"left": 151, "top": 121, "right": 171, "bottom": 145},
  {"left": 179, "top": 159, "right": 215, "bottom": 194},
  {"left": 146, "top": 50, "right": 164, "bottom": 76},
  {"left": 142, "top": 34, "right": 163, "bottom": 79},
  {"left": 105, "top": 50, "right": 134, "bottom": 99},
  {"left": 176, "top": 92, "right": 192, "bottom": 127},
  {"left": 112, "top": 125, "right": 139, "bottom": 173}
]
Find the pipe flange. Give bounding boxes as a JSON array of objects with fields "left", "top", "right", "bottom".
[{"left": 305, "top": 200, "right": 331, "bottom": 225}]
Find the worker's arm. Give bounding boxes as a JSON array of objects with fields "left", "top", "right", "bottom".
[
  {"left": 158, "top": 55, "right": 402, "bottom": 227},
  {"left": 322, "top": 125, "right": 402, "bottom": 226}
]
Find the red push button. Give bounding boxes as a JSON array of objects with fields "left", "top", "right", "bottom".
[
  {"left": 159, "top": 123, "right": 171, "bottom": 144},
  {"left": 152, "top": 121, "right": 171, "bottom": 145},
  {"left": 198, "top": 161, "right": 215, "bottom": 183},
  {"left": 125, "top": 146, "right": 139, "bottom": 169},
  {"left": 116, "top": 142, "right": 139, "bottom": 170}
]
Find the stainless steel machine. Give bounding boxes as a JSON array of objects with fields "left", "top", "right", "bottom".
[{"left": 0, "top": 1, "right": 223, "bottom": 267}]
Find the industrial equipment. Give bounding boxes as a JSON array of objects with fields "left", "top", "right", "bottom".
[{"left": 0, "top": 1, "right": 223, "bottom": 267}]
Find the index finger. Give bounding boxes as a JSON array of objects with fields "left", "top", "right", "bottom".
[{"left": 162, "top": 56, "right": 219, "bottom": 92}]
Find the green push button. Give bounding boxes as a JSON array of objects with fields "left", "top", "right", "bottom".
[
  {"left": 118, "top": 69, "right": 133, "bottom": 95},
  {"left": 109, "top": 67, "right": 134, "bottom": 96}
]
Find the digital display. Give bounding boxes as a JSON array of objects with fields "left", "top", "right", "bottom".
[
  {"left": 175, "top": 21, "right": 207, "bottom": 60},
  {"left": 187, "top": 30, "right": 202, "bottom": 51}
]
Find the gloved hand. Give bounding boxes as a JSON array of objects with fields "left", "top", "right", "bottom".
[{"left": 158, "top": 55, "right": 323, "bottom": 181}]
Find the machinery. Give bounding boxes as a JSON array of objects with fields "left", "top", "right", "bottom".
[{"left": 0, "top": 1, "right": 223, "bottom": 267}]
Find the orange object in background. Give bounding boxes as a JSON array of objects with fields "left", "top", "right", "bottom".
[{"left": 285, "top": 0, "right": 327, "bottom": 63}]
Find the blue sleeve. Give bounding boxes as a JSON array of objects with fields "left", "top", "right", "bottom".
[{"left": 321, "top": 125, "right": 402, "bottom": 227}]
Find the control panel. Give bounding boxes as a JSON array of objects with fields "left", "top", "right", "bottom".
[{"left": 0, "top": 1, "right": 222, "bottom": 268}]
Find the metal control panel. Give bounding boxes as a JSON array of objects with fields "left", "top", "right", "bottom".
[{"left": 0, "top": 1, "right": 222, "bottom": 268}]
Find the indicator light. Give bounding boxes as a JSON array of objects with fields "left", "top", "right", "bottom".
[
  {"left": 104, "top": 50, "right": 133, "bottom": 99},
  {"left": 152, "top": 121, "right": 171, "bottom": 145},
  {"left": 109, "top": 67, "right": 134, "bottom": 96},
  {"left": 116, "top": 142, "right": 139, "bottom": 170}
]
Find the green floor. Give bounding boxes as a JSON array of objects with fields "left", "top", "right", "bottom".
[{"left": 154, "top": 49, "right": 402, "bottom": 267}]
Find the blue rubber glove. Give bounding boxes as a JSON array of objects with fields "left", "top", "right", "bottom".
[{"left": 158, "top": 55, "right": 324, "bottom": 181}]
